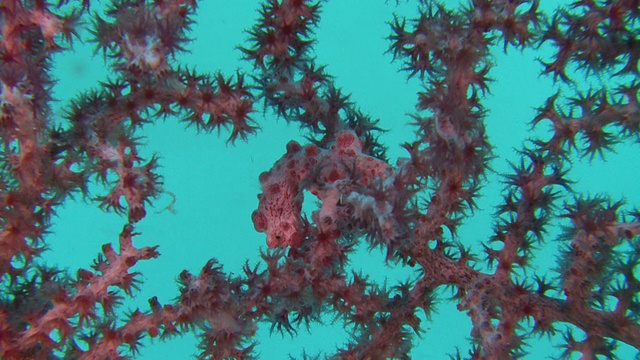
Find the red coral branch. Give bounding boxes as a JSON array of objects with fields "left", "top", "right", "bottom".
[{"left": 1, "top": 0, "right": 639, "bottom": 359}]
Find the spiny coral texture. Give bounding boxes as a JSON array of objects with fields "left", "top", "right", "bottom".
[{"left": 0, "top": 0, "right": 639, "bottom": 359}]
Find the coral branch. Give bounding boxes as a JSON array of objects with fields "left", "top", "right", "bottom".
[{"left": 1, "top": 0, "right": 639, "bottom": 359}]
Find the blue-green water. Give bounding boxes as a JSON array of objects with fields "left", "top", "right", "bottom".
[{"left": 44, "top": 1, "right": 640, "bottom": 359}]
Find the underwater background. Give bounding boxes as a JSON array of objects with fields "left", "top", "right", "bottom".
[{"left": 44, "top": 0, "right": 639, "bottom": 358}]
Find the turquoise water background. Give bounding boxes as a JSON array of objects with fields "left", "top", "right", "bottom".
[{"left": 45, "top": 0, "right": 639, "bottom": 358}]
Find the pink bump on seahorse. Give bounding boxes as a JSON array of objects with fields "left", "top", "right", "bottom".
[{"left": 252, "top": 131, "right": 392, "bottom": 247}]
